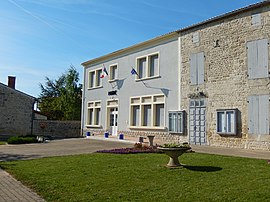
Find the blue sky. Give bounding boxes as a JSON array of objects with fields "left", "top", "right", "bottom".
[{"left": 0, "top": 0, "right": 261, "bottom": 97}]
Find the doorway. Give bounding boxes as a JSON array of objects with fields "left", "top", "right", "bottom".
[{"left": 189, "top": 99, "right": 206, "bottom": 145}]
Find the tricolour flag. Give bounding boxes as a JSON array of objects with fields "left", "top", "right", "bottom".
[
  {"left": 103, "top": 65, "right": 109, "bottom": 76},
  {"left": 131, "top": 68, "right": 138, "bottom": 75},
  {"left": 100, "top": 65, "right": 109, "bottom": 78}
]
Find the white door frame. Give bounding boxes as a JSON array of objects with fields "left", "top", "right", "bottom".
[
  {"left": 110, "top": 108, "right": 118, "bottom": 136},
  {"left": 106, "top": 99, "right": 119, "bottom": 136}
]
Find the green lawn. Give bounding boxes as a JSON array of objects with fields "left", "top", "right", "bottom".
[
  {"left": 0, "top": 141, "right": 6, "bottom": 145},
  {"left": 1, "top": 153, "right": 270, "bottom": 202}
]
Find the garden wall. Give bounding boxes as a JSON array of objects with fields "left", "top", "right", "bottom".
[{"left": 33, "top": 120, "right": 81, "bottom": 139}]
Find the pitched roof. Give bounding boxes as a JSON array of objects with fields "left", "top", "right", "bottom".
[{"left": 0, "top": 82, "right": 36, "bottom": 100}]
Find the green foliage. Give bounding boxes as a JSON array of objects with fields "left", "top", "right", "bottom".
[
  {"left": 160, "top": 142, "right": 191, "bottom": 148},
  {"left": 0, "top": 141, "right": 6, "bottom": 145},
  {"left": 1, "top": 153, "right": 270, "bottom": 201},
  {"left": 39, "top": 65, "right": 82, "bottom": 120},
  {"left": 7, "top": 136, "right": 38, "bottom": 144}
]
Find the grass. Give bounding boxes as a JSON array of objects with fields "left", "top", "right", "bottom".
[
  {"left": 0, "top": 141, "right": 6, "bottom": 145},
  {"left": 0, "top": 153, "right": 270, "bottom": 202}
]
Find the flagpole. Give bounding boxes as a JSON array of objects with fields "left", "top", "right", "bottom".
[{"left": 131, "top": 66, "right": 147, "bottom": 87}]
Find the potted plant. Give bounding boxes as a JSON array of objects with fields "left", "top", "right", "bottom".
[{"left": 158, "top": 143, "right": 191, "bottom": 167}]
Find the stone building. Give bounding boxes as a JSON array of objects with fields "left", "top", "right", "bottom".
[
  {"left": 179, "top": 1, "right": 270, "bottom": 150},
  {"left": 0, "top": 77, "right": 36, "bottom": 139},
  {"left": 82, "top": 1, "right": 270, "bottom": 150}
]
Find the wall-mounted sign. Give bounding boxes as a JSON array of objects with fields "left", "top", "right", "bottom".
[{"left": 108, "top": 90, "right": 117, "bottom": 96}]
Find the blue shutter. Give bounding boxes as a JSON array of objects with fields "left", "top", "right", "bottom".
[
  {"left": 247, "top": 41, "right": 258, "bottom": 79},
  {"left": 248, "top": 96, "right": 258, "bottom": 134},
  {"left": 197, "top": 52, "right": 205, "bottom": 84},
  {"left": 259, "top": 95, "right": 269, "bottom": 135},
  {"left": 257, "top": 39, "right": 269, "bottom": 79},
  {"left": 252, "top": 14, "right": 261, "bottom": 26},
  {"left": 190, "top": 53, "right": 197, "bottom": 85}
]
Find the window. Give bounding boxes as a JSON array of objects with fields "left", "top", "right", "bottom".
[
  {"left": 247, "top": 39, "right": 269, "bottom": 79},
  {"left": 136, "top": 53, "right": 159, "bottom": 80},
  {"left": 248, "top": 95, "right": 269, "bottom": 135},
  {"left": 87, "top": 101, "right": 101, "bottom": 127},
  {"left": 192, "top": 32, "right": 200, "bottom": 43},
  {"left": 130, "top": 94, "right": 165, "bottom": 128},
  {"left": 109, "top": 64, "right": 118, "bottom": 81},
  {"left": 190, "top": 52, "right": 204, "bottom": 85},
  {"left": 216, "top": 109, "right": 237, "bottom": 135},
  {"left": 251, "top": 14, "right": 261, "bottom": 26},
  {"left": 168, "top": 111, "right": 185, "bottom": 133},
  {"left": 88, "top": 68, "right": 102, "bottom": 89}
]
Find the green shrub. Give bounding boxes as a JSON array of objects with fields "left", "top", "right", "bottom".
[{"left": 7, "top": 136, "right": 38, "bottom": 144}]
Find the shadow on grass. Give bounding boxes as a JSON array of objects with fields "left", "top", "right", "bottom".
[
  {"left": 183, "top": 165, "right": 222, "bottom": 172},
  {"left": 0, "top": 153, "right": 41, "bottom": 162}
]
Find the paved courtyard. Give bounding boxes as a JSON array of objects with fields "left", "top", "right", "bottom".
[{"left": 0, "top": 138, "right": 134, "bottom": 162}]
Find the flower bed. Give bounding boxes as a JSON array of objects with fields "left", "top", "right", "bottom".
[{"left": 96, "top": 143, "right": 161, "bottom": 154}]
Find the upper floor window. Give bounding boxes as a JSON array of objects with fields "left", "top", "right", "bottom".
[
  {"left": 88, "top": 69, "right": 102, "bottom": 89},
  {"left": 192, "top": 32, "right": 200, "bottom": 43},
  {"left": 247, "top": 39, "right": 269, "bottom": 79},
  {"left": 190, "top": 52, "right": 205, "bottom": 85},
  {"left": 251, "top": 13, "right": 262, "bottom": 26},
  {"left": 109, "top": 64, "right": 118, "bottom": 81},
  {"left": 136, "top": 53, "right": 159, "bottom": 80}
]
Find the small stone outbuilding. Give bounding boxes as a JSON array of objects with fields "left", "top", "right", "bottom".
[{"left": 0, "top": 77, "right": 36, "bottom": 139}]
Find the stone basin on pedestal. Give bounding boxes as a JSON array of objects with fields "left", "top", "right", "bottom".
[{"left": 158, "top": 147, "right": 191, "bottom": 167}]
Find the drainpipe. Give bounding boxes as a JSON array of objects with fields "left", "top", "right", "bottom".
[{"left": 81, "top": 66, "right": 86, "bottom": 137}]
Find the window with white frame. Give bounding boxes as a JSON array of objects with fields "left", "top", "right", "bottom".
[
  {"left": 88, "top": 69, "right": 102, "bottom": 89},
  {"left": 247, "top": 39, "right": 269, "bottom": 79},
  {"left": 168, "top": 111, "right": 185, "bottom": 133},
  {"left": 130, "top": 94, "right": 164, "bottom": 128},
  {"left": 87, "top": 101, "right": 101, "bottom": 127},
  {"left": 216, "top": 109, "right": 237, "bottom": 135},
  {"left": 109, "top": 64, "right": 118, "bottom": 81},
  {"left": 136, "top": 53, "right": 159, "bottom": 80},
  {"left": 190, "top": 52, "right": 205, "bottom": 85}
]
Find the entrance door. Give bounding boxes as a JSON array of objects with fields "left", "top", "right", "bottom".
[
  {"left": 109, "top": 108, "right": 118, "bottom": 136},
  {"left": 189, "top": 99, "right": 206, "bottom": 145}
]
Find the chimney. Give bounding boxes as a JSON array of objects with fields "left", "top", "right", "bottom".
[{"left": 8, "top": 76, "right": 16, "bottom": 89}]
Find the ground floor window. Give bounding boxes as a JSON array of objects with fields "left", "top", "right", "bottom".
[
  {"left": 130, "top": 94, "right": 165, "bottom": 128},
  {"left": 87, "top": 101, "right": 101, "bottom": 127},
  {"left": 216, "top": 109, "right": 237, "bottom": 135},
  {"left": 168, "top": 111, "right": 184, "bottom": 133}
]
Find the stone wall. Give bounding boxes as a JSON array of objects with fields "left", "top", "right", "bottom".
[
  {"left": 0, "top": 84, "right": 35, "bottom": 137},
  {"left": 83, "top": 128, "right": 188, "bottom": 144},
  {"left": 33, "top": 120, "right": 81, "bottom": 139},
  {"left": 180, "top": 5, "right": 270, "bottom": 150}
]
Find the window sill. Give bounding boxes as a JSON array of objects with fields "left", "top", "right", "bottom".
[
  {"left": 129, "top": 126, "right": 166, "bottom": 130},
  {"left": 85, "top": 125, "right": 102, "bottom": 128},
  {"left": 108, "top": 79, "right": 118, "bottom": 83},
  {"left": 88, "top": 86, "right": 103, "bottom": 90},
  {"left": 135, "top": 75, "right": 160, "bottom": 82},
  {"left": 217, "top": 132, "right": 237, "bottom": 135}
]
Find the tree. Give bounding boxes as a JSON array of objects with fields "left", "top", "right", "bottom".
[{"left": 38, "top": 66, "right": 82, "bottom": 120}]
